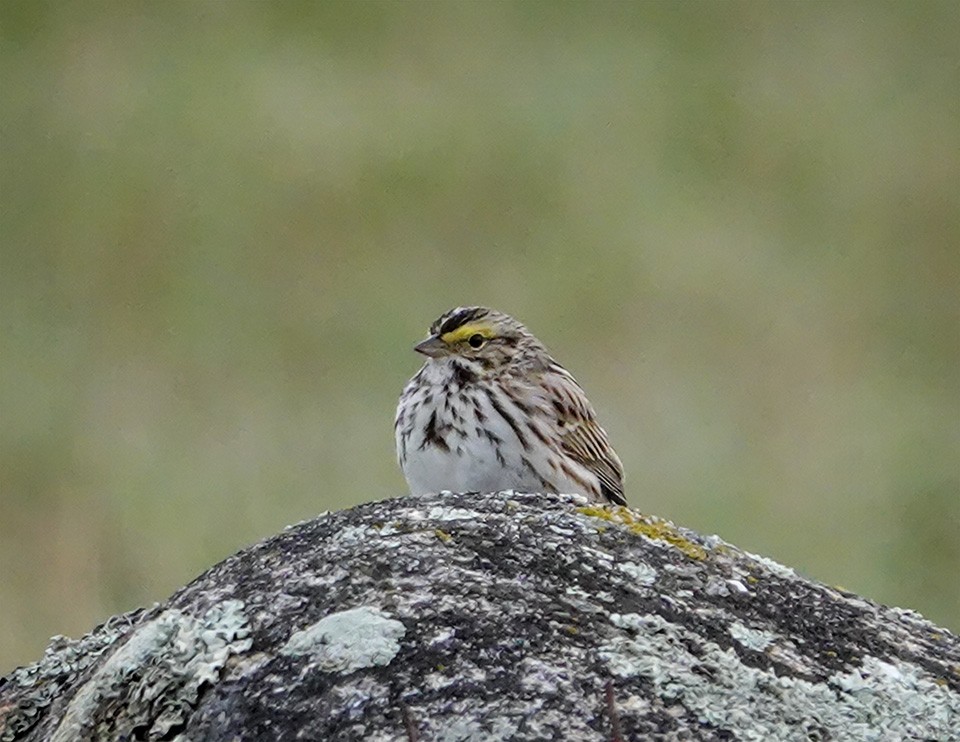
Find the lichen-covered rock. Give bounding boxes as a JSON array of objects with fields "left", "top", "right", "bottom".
[{"left": 2, "top": 492, "right": 958, "bottom": 741}]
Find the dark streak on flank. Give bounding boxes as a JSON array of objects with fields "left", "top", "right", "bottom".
[
  {"left": 420, "top": 409, "right": 450, "bottom": 452},
  {"left": 484, "top": 387, "right": 530, "bottom": 451},
  {"left": 520, "top": 456, "right": 558, "bottom": 493},
  {"left": 506, "top": 390, "right": 532, "bottom": 416},
  {"left": 559, "top": 459, "right": 593, "bottom": 493},
  {"left": 527, "top": 422, "right": 552, "bottom": 447}
]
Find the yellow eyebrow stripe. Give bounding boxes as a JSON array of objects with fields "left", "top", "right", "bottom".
[{"left": 440, "top": 323, "right": 495, "bottom": 344}]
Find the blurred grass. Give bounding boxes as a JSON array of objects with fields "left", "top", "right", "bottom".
[{"left": 1, "top": 1, "right": 958, "bottom": 671}]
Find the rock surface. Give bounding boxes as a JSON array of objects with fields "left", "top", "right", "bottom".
[{"left": 2, "top": 492, "right": 959, "bottom": 741}]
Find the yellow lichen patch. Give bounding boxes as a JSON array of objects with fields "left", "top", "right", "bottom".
[
  {"left": 577, "top": 505, "right": 614, "bottom": 520},
  {"left": 576, "top": 505, "right": 707, "bottom": 561},
  {"left": 434, "top": 528, "right": 453, "bottom": 544}
]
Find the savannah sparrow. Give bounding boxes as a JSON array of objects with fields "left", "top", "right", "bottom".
[{"left": 395, "top": 307, "right": 625, "bottom": 505}]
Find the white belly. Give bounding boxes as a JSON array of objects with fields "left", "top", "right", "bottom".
[
  {"left": 395, "top": 364, "right": 597, "bottom": 498},
  {"left": 401, "top": 431, "right": 548, "bottom": 495}
]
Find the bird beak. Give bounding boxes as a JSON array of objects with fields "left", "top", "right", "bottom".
[{"left": 414, "top": 335, "right": 448, "bottom": 358}]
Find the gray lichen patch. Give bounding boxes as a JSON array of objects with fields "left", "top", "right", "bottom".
[
  {"left": 44, "top": 600, "right": 251, "bottom": 741},
  {"left": 728, "top": 621, "right": 775, "bottom": 652},
  {"left": 600, "top": 611, "right": 960, "bottom": 740},
  {"left": 616, "top": 559, "right": 658, "bottom": 586},
  {"left": 0, "top": 609, "right": 148, "bottom": 742},
  {"left": 280, "top": 606, "right": 406, "bottom": 674}
]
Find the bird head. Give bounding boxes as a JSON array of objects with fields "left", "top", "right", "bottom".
[{"left": 414, "top": 306, "right": 544, "bottom": 371}]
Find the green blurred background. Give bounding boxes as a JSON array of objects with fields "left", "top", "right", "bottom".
[{"left": 1, "top": 1, "right": 958, "bottom": 672}]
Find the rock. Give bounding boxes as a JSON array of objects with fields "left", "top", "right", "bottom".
[{"left": 2, "top": 492, "right": 958, "bottom": 741}]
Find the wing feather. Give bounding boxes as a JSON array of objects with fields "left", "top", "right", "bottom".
[{"left": 541, "top": 362, "right": 626, "bottom": 505}]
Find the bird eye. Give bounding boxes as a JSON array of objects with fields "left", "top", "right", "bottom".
[{"left": 467, "top": 333, "right": 485, "bottom": 348}]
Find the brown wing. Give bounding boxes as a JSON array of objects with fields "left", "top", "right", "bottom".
[{"left": 543, "top": 362, "right": 626, "bottom": 505}]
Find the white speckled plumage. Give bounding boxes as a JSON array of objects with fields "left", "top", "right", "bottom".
[{"left": 395, "top": 307, "right": 625, "bottom": 505}]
